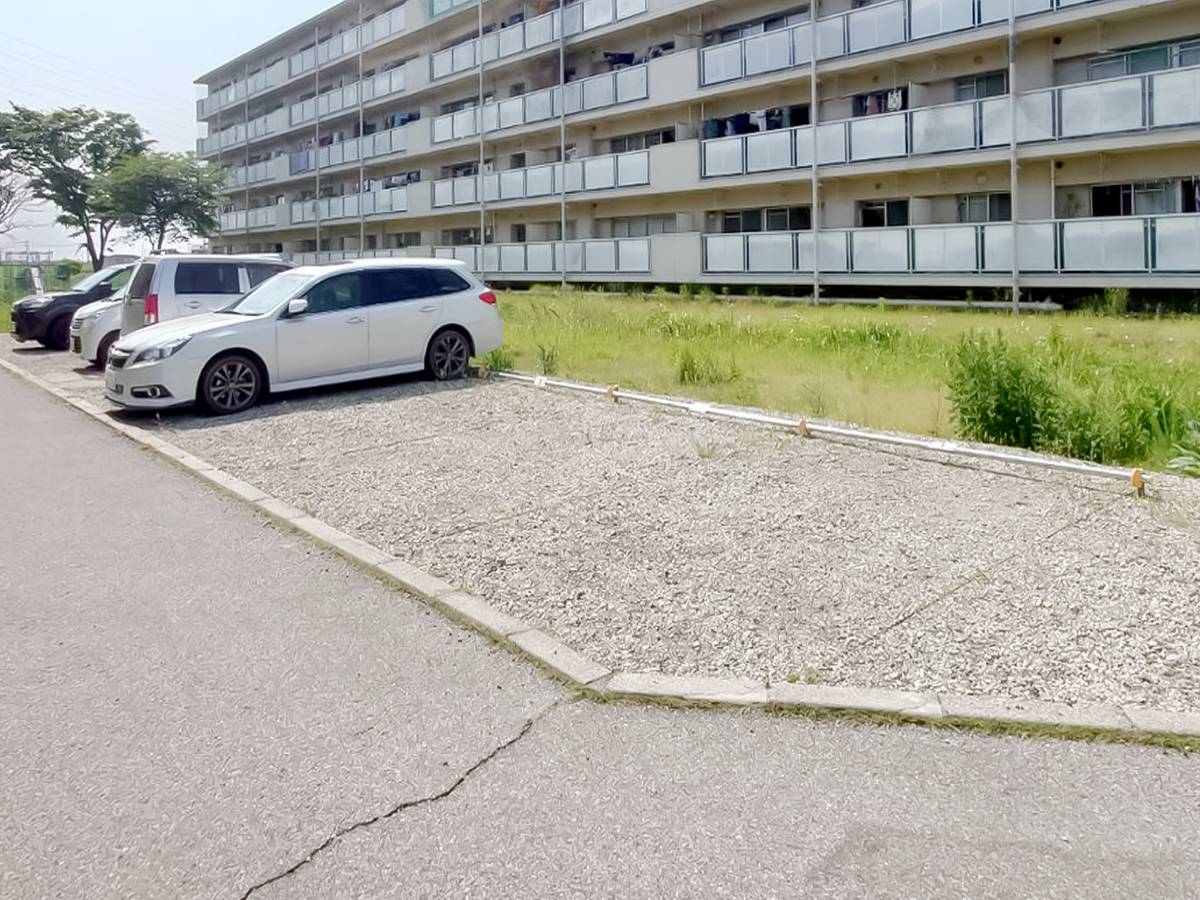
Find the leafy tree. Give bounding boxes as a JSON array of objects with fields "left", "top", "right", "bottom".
[
  {"left": 99, "top": 153, "right": 226, "bottom": 250},
  {"left": 0, "top": 171, "right": 30, "bottom": 235},
  {"left": 0, "top": 106, "right": 149, "bottom": 270}
]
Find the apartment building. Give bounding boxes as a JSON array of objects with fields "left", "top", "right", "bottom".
[{"left": 197, "top": 0, "right": 1200, "bottom": 295}]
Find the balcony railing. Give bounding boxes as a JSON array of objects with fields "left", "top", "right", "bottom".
[
  {"left": 702, "top": 215, "right": 1200, "bottom": 276},
  {"left": 289, "top": 65, "right": 409, "bottom": 128},
  {"left": 289, "top": 126, "right": 410, "bottom": 177},
  {"left": 289, "top": 6, "right": 407, "bottom": 78},
  {"left": 226, "top": 159, "right": 275, "bottom": 189},
  {"left": 432, "top": 63, "right": 649, "bottom": 143},
  {"left": 290, "top": 187, "right": 408, "bottom": 224},
  {"left": 434, "top": 238, "right": 651, "bottom": 275},
  {"left": 699, "top": 0, "right": 1103, "bottom": 87},
  {"left": 431, "top": 150, "right": 650, "bottom": 208},
  {"left": 430, "top": 0, "right": 648, "bottom": 82},
  {"left": 702, "top": 64, "right": 1200, "bottom": 177},
  {"left": 220, "top": 207, "right": 279, "bottom": 231},
  {"left": 199, "top": 7, "right": 407, "bottom": 118}
]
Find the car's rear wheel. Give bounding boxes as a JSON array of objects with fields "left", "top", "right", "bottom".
[
  {"left": 199, "top": 353, "right": 262, "bottom": 415},
  {"left": 41, "top": 316, "right": 71, "bottom": 351},
  {"left": 425, "top": 328, "right": 471, "bottom": 381},
  {"left": 94, "top": 332, "right": 118, "bottom": 370}
]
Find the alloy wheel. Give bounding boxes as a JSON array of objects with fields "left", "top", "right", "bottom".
[
  {"left": 430, "top": 331, "right": 469, "bottom": 380},
  {"left": 207, "top": 359, "right": 259, "bottom": 412}
]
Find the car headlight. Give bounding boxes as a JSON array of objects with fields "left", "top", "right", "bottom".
[
  {"left": 21, "top": 298, "right": 50, "bottom": 310},
  {"left": 131, "top": 337, "right": 192, "bottom": 366}
]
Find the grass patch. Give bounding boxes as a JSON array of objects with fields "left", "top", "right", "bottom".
[{"left": 493, "top": 289, "right": 1200, "bottom": 472}]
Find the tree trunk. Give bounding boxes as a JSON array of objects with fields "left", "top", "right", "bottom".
[{"left": 156, "top": 223, "right": 166, "bottom": 251}]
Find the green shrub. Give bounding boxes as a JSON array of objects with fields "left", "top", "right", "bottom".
[
  {"left": 1168, "top": 422, "right": 1200, "bottom": 477},
  {"left": 536, "top": 343, "right": 560, "bottom": 376},
  {"left": 948, "top": 332, "right": 1057, "bottom": 450},
  {"left": 479, "top": 347, "right": 516, "bottom": 372},
  {"left": 675, "top": 345, "right": 740, "bottom": 386}
]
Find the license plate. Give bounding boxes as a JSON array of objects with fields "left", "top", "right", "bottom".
[{"left": 105, "top": 371, "right": 123, "bottom": 395}]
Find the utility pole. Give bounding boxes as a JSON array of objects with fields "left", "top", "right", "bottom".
[{"left": 1008, "top": 0, "right": 1020, "bottom": 314}]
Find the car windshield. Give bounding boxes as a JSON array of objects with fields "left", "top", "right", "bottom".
[
  {"left": 221, "top": 271, "right": 312, "bottom": 316},
  {"left": 71, "top": 266, "right": 125, "bottom": 293}
]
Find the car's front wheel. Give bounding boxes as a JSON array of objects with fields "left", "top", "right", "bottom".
[
  {"left": 425, "top": 328, "right": 471, "bottom": 381},
  {"left": 40, "top": 316, "right": 71, "bottom": 351},
  {"left": 94, "top": 332, "right": 118, "bottom": 370},
  {"left": 198, "top": 353, "right": 263, "bottom": 415}
]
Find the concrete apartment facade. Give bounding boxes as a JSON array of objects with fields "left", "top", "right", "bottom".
[{"left": 196, "top": 0, "right": 1200, "bottom": 293}]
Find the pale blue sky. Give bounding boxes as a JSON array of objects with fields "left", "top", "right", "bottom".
[{"left": 1, "top": 0, "right": 333, "bottom": 257}]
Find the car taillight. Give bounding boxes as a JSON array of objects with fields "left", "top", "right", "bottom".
[
  {"left": 144, "top": 293, "right": 159, "bottom": 325},
  {"left": 479, "top": 291, "right": 497, "bottom": 306}
]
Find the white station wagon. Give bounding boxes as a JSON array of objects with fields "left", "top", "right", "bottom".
[{"left": 104, "top": 258, "right": 503, "bottom": 415}]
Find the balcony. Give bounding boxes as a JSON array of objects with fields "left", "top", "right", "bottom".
[
  {"left": 219, "top": 207, "right": 280, "bottom": 231},
  {"left": 288, "top": 64, "right": 410, "bottom": 128},
  {"left": 290, "top": 187, "right": 408, "bottom": 224},
  {"left": 701, "top": 64, "right": 1200, "bottom": 178},
  {"left": 698, "top": 0, "right": 1102, "bottom": 88},
  {"left": 288, "top": 126, "right": 410, "bottom": 177},
  {"left": 433, "top": 238, "right": 652, "bottom": 275},
  {"left": 198, "top": 7, "right": 408, "bottom": 119},
  {"left": 225, "top": 156, "right": 292, "bottom": 189},
  {"left": 430, "top": 0, "right": 648, "bottom": 82},
  {"left": 431, "top": 63, "right": 650, "bottom": 144},
  {"left": 288, "top": 6, "right": 408, "bottom": 79},
  {"left": 702, "top": 215, "right": 1200, "bottom": 277},
  {"left": 431, "top": 149, "right": 650, "bottom": 208}
]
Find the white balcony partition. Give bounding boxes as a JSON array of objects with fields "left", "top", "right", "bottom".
[
  {"left": 793, "top": 123, "right": 848, "bottom": 167},
  {"left": 910, "top": 0, "right": 974, "bottom": 40},
  {"left": 434, "top": 238, "right": 650, "bottom": 276},
  {"left": 747, "top": 233, "right": 795, "bottom": 272},
  {"left": 845, "top": 0, "right": 906, "bottom": 54},
  {"left": 851, "top": 229, "right": 909, "bottom": 272},
  {"left": 911, "top": 102, "right": 976, "bottom": 154},
  {"left": 1155, "top": 216, "right": 1200, "bottom": 271},
  {"left": 982, "top": 222, "right": 1056, "bottom": 272},
  {"left": 912, "top": 225, "right": 977, "bottom": 271},
  {"left": 1059, "top": 77, "right": 1144, "bottom": 138},
  {"left": 432, "top": 64, "right": 648, "bottom": 144},
  {"left": 849, "top": 113, "right": 907, "bottom": 161},
  {"left": 431, "top": 151, "right": 650, "bottom": 208},
  {"left": 1151, "top": 67, "right": 1200, "bottom": 128},
  {"left": 746, "top": 130, "right": 794, "bottom": 173},
  {"left": 431, "top": 0, "right": 646, "bottom": 83},
  {"left": 1060, "top": 218, "right": 1147, "bottom": 271}
]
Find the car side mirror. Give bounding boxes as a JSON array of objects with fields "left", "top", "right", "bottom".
[
  {"left": 95, "top": 284, "right": 113, "bottom": 299},
  {"left": 286, "top": 297, "right": 309, "bottom": 317}
]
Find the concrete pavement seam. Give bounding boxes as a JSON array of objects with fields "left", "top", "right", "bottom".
[
  {"left": 237, "top": 697, "right": 569, "bottom": 899},
  {"left": 3, "top": 355, "right": 1199, "bottom": 751}
]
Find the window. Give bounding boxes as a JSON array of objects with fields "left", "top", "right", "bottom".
[
  {"left": 364, "top": 268, "right": 431, "bottom": 303},
  {"left": 128, "top": 263, "right": 156, "bottom": 301},
  {"left": 708, "top": 7, "right": 809, "bottom": 45},
  {"left": 427, "top": 268, "right": 472, "bottom": 294},
  {"left": 611, "top": 215, "right": 676, "bottom": 238},
  {"left": 858, "top": 199, "right": 909, "bottom": 228},
  {"left": 956, "top": 192, "right": 1011, "bottom": 223},
  {"left": 1184, "top": 179, "right": 1200, "bottom": 215},
  {"left": 1092, "top": 181, "right": 1179, "bottom": 217},
  {"left": 854, "top": 88, "right": 907, "bottom": 117},
  {"left": 512, "top": 224, "right": 527, "bottom": 243},
  {"left": 954, "top": 71, "right": 1007, "bottom": 101},
  {"left": 305, "top": 273, "right": 362, "bottom": 314},
  {"left": 387, "top": 231, "right": 421, "bottom": 249},
  {"left": 246, "top": 263, "right": 291, "bottom": 287},
  {"left": 175, "top": 262, "right": 242, "bottom": 295},
  {"left": 720, "top": 207, "right": 810, "bottom": 233},
  {"left": 1086, "top": 39, "right": 1194, "bottom": 80},
  {"left": 610, "top": 128, "right": 676, "bottom": 153}
]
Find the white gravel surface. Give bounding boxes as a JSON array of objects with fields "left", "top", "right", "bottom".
[{"left": 6, "top": 337, "right": 1199, "bottom": 712}]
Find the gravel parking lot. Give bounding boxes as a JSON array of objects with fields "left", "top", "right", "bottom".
[{"left": 6, "top": 337, "right": 1199, "bottom": 713}]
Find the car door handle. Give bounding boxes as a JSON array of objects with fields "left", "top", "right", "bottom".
[
  {"left": 184, "top": 301, "right": 202, "bottom": 309},
  {"left": 419, "top": 305, "right": 437, "bottom": 313},
  {"left": 346, "top": 316, "right": 366, "bottom": 324}
]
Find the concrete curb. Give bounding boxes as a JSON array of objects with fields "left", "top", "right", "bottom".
[{"left": 3, "top": 354, "right": 1198, "bottom": 751}]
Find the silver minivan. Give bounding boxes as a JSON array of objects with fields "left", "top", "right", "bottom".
[{"left": 121, "top": 253, "right": 293, "bottom": 336}]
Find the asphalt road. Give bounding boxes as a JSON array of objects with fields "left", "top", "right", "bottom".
[{"left": 2, "top": 366, "right": 1198, "bottom": 899}]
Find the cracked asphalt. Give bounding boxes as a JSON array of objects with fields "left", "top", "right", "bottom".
[{"left": 3, "top": 365, "right": 1200, "bottom": 899}]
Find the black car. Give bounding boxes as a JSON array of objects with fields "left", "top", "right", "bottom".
[{"left": 11, "top": 264, "right": 135, "bottom": 350}]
